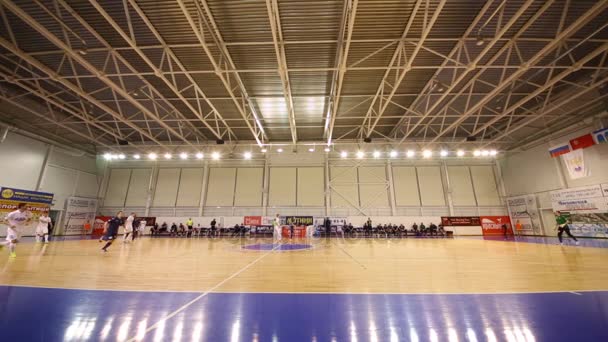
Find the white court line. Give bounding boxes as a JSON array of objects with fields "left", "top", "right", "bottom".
[
  {"left": 124, "top": 242, "right": 282, "bottom": 342},
  {"left": 569, "top": 291, "right": 583, "bottom": 295}
]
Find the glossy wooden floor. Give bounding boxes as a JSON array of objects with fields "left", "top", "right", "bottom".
[{"left": 1, "top": 237, "right": 608, "bottom": 294}]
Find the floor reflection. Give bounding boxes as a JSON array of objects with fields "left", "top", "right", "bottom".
[{"left": 1, "top": 286, "right": 607, "bottom": 341}]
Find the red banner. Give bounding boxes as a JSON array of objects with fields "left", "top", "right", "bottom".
[
  {"left": 244, "top": 216, "right": 262, "bottom": 226},
  {"left": 282, "top": 226, "right": 307, "bottom": 238},
  {"left": 480, "top": 216, "right": 513, "bottom": 236},
  {"left": 441, "top": 216, "right": 480, "bottom": 226},
  {"left": 93, "top": 216, "right": 111, "bottom": 236}
]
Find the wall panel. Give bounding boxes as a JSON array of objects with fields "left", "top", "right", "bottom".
[
  {"left": 417, "top": 166, "right": 445, "bottom": 206},
  {"left": 0, "top": 133, "right": 46, "bottom": 190},
  {"left": 176, "top": 168, "right": 204, "bottom": 207},
  {"left": 153, "top": 168, "right": 180, "bottom": 207},
  {"left": 125, "top": 168, "right": 152, "bottom": 206},
  {"left": 75, "top": 172, "right": 99, "bottom": 198},
  {"left": 448, "top": 166, "right": 476, "bottom": 206},
  {"left": 103, "top": 168, "right": 131, "bottom": 207},
  {"left": 269, "top": 167, "right": 296, "bottom": 206},
  {"left": 393, "top": 167, "right": 420, "bottom": 206},
  {"left": 235, "top": 168, "right": 263, "bottom": 206},
  {"left": 358, "top": 166, "right": 389, "bottom": 207},
  {"left": 297, "top": 167, "right": 324, "bottom": 206},
  {"left": 205, "top": 168, "right": 236, "bottom": 206},
  {"left": 471, "top": 165, "right": 500, "bottom": 205},
  {"left": 40, "top": 165, "right": 76, "bottom": 210},
  {"left": 330, "top": 166, "right": 359, "bottom": 208}
]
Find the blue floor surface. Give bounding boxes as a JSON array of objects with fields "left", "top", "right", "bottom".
[{"left": 1, "top": 286, "right": 607, "bottom": 341}]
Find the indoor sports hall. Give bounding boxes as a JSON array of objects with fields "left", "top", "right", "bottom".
[{"left": 1, "top": 0, "right": 608, "bottom": 341}]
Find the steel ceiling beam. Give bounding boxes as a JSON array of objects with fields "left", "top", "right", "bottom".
[
  {"left": 356, "top": 0, "right": 447, "bottom": 139},
  {"left": 481, "top": 74, "right": 608, "bottom": 148},
  {"left": 0, "top": 35, "right": 166, "bottom": 147},
  {"left": 1, "top": 0, "right": 193, "bottom": 147},
  {"left": 394, "top": 0, "right": 541, "bottom": 144},
  {"left": 64, "top": 0, "right": 212, "bottom": 143},
  {"left": 424, "top": 0, "right": 608, "bottom": 145},
  {"left": 176, "top": 0, "right": 267, "bottom": 146},
  {"left": 265, "top": 0, "right": 298, "bottom": 144},
  {"left": 324, "top": 0, "right": 358, "bottom": 146}
]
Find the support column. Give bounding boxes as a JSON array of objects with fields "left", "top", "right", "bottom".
[
  {"left": 386, "top": 159, "right": 397, "bottom": 216},
  {"left": 441, "top": 161, "right": 455, "bottom": 216},
  {"left": 262, "top": 154, "right": 270, "bottom": 216},
  {"left": 144, "top": 163, "right": 159, "bottom": 217},
  {"left": 324, "top": 156, "right": 331, "bottom": 216},
  {"left": 198, "top": 161, "right": 209, "bottom": 216},
  {"left": 494, "top": 159, "right": 508, "bottom": 206}
]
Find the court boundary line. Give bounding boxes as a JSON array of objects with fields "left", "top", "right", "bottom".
[
  {"left": 332, "top": 239, "right": 367, "bottom": 269},
  {"left": 2, "top": 283, "right": 607, "bottom": 296},
  {"left": 123, "top": 242, "right": 282, "bottom": 342}
]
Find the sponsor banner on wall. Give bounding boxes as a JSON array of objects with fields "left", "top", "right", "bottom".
[
  {"left": 601, "top": 183, "right": 608, "bottom": 197},
  {"left": 244, "top": 216, "right": 262, "bottom": 226},
  {"left": 284, "top": 216, "right": 314, "bottom": 226},
  {"left": 1, "top": 187, "right": 53, "bottom": 237},
  {"left": 550, "top": 185, "right": 604, "bottom": 201},
  {"left": 480, "top": 216, "right": 513, "bottom": 236},
  {"left": 63, "top": 197, "right": 98, "bottom": 235},
  {"left": 329, "top": 217, "right": 347, "bottom": 226},
  {"left": 441, "top": 216, "right": 480, "bottom": 226},
  {"left": 93, "top": 215, "right": 156, "bottom": 236},
  {"left": 567, "top": 213, "right": 608, "bottom": 238},
  {"left": 506, "top": 195, "right": 540, "bottom": 234},
  {"left": 552, "top": 197, "right": 608, "bottom": 213},
  {"left": 0, "top": 187, "right": 54, "bottom": 205}
]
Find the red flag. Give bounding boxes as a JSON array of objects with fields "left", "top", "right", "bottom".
[{"left": 569, "top": 134, "right": 595, "bottom": 150}]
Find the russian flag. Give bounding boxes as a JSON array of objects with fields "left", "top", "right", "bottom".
[{"left": 548, "top": 143, "right": 570, "bottom": 157}]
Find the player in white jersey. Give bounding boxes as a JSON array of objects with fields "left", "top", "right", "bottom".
[
  {"left": 123, "top": 212, "right": 136, "bottom": 243},
  {"left": 36, "top": 213, "right": 52, "bottom": 244},
  {"left": 273, "top": 214, "right": 282, "bottom": 242},
  {"left": 135, "top": 219, "right": 146, "bottom": 240},
  {"left": 1, "top": 203, "right": 31, "bottom": 258}
]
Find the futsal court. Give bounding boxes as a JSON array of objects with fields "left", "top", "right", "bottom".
[
  {"left": 2, "top": 0, "right": 608, "bottom": 341},
  {"left": 2, "top": 235, "right": 608, "bottom": 341}
]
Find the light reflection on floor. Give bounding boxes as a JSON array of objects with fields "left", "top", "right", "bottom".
[{"left": 2, "top": 286, "right": 608, "bottom": 341}]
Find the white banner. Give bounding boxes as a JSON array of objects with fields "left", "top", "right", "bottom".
[
  {"left": 506, "top": 195, "right": 541, "bottom": 233},
  {"left": 552, "top": 197, "right": 608, "bottom": 213},
  {"left": 550, "top": 184, "right": 604, "bottom": 201},
  {"left": 602, "top": 183, "right": 608, "bottom": 197},
  {"left": 561, "top": 149, "right": 589, "bottom": 179},
  {"left": 63, "top": 197, "right": 98, "bottom": 235}
]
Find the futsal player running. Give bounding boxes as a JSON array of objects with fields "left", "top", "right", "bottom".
[
  {"left": 273, "top": 214, "right": 282, "bottom": 242},
  {"left": 123, "top": 212, "right": 136, "bottom": 243},
  {"left": 556, "top": 211, "right": 579, "bottom": 245},
  {"left": 36, "top": 212, "right": 52, "bottom": 244},
  {"left": 1, "top": 203, "right": 31, "bottom": 258},
  {"left": 100, "top": 211, "right": 124, "bottom": 252}
]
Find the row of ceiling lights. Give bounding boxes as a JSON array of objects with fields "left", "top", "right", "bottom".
[{"left": 103, "top": 149, "right": 497, "bottom": 161}]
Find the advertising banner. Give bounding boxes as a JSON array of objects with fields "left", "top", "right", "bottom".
[
  {"left": 284, "top": 216, "right": 314, "bottom": 226},
  {"left": 329, "top": 217, "right": 347, "bottom": 227},
  {"left": 63, "top": 197, "right": 98, "bottom": 235},
  {"left": 550, "top": 185, "right": 603, "bottom": 201},
  {"left": 507, "top": 194, "right": 540, "bottom": 234},
  {"left": 602, "top": 183, "right": 608, "bottom": 197},
  {"left": 244, "top": 216, "right": 262, "bottom": 226},
  {"left": 1, "top": 187, "right": 53, "bottom": 237},
  {"left": 441, "top": 216, "right": 480, "bottom": 226},
  {"left": 551, "top": 197, "right": 608, "bottom": 213},
  {"left": 480, "top": 216, "right": 513, "bottom": 236}
]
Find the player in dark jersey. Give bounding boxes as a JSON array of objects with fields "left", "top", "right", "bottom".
[{"left": 100, "top": 211, "right": 124, "bottom": 252}]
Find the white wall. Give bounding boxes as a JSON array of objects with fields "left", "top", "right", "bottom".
[
  {"left": 99, "top": 155, "right": 504, "bottom": 219},
  {"left": 499, "top": 124, "right": 608, "bottom": 235},
  {"left": 0, "top": 132, "right": 47, "bottom": 190}
]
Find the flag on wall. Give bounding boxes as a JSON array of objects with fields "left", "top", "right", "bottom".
[
  {"left": 561, "top": 149, "right": 589, "bottom": 179},
  {"left": 548, "top": 143, "right": 571, "bottom": 157},
  {"left": 592, "top": 127, "right": 608, "bottom": 144},
  {"left": 569, "top": 133, "right": 595, "bottom": 150}
]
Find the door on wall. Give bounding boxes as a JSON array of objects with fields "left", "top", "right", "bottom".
[{"left": 49, "top": 210, "right": 62, "bottom": 236}]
